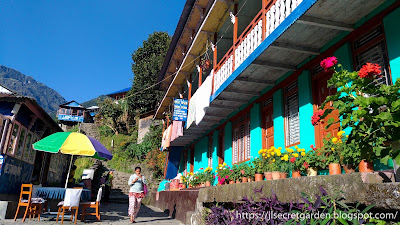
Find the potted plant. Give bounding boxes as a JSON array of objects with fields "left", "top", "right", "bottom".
[
  {"left": 252, "top": 157, "right": 264, "bottom": 181},
  {"left": 216, "top": 163, "right": 230, "bottom": 185},
  {"left": 339, "top": 137, "right": 361, "bottom": 173},
  {"left": 247, "top": 162, "right": 255, "bottom": 182},
  {"left": 231, "top": 164, "right": 241, "bottom": 183},
  {"left": 238, "top": 162, "right": 248, "bottom": 183},
  {"left": 317, "top": 57, "right": 400, "bottom": 170},
  {"left": 204, "top": 167, "right": 215, "bottom": 187},
  {"left": 290, "top": 146, "right": 306, "bottom": 178},
  {"left": 323, "top": 133, "right": 343, "bottom": 175},
  {"left": 180, "top": 174, "right": 189, "bottom": 189},
  {"left": 303, "top": 145, "right": 326, "bottom": 176}
]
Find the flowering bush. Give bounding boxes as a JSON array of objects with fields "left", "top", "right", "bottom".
[
  {"left": 301, "top": 145, "right": 326, "bottom": 171},
  {"left": 216, "top": 163, "right": 230, "bottom": 184},
  {"left": 311, "top": 109, "right": 325, "bottom": 126},
  {"left": 203, "top": 167, "right": 215, "bottom": 183},
  {"left": 319, "top": 57, "right": 400, "bottom": 165}
]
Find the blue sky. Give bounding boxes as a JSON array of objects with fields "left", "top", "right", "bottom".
[{"left": 0, "top": 0, "right": 185, "bottom": 103}]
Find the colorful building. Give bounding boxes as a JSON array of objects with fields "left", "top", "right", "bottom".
[
  {"left": 155, "top": 0, "right": 400, "bottom": 178},
  {"left": 57, "top": 101, "right": 94, "bottom": 128},
  {"left": 0, "top": 85, "right": 65, "bottom": 197},
  {"left": 106, "top": 87, "right": 131, "bottom": 103}
]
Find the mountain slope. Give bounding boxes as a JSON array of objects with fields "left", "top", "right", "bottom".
[{"left": 0, "top": 65, "right": 66, "bottom": 114}]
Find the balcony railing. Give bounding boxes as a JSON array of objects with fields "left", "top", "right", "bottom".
[{"left": 212, "top": 0, "right": 303, "bottom": 94}]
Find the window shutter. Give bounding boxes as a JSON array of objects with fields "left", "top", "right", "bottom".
[
  {"left": 233, "top": 128, "right": 239, "bottom": 164},
  {"left": 246, "top": 120, "right": 251, "bottom": 160},
  {"left": 355, "top": 42, "right": 390, "bottom": 85},
  {"left": 286, "top": 92, "right": 300, "bottom": 146},
  {"left": 208, "top": 136, "right": 213, "bottom": 167}
]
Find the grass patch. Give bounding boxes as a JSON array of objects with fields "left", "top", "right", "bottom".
[{"left": 74, "top": 157, "right": 94, "bottom": 183}]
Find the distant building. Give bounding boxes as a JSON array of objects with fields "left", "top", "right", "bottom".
[
  {"left": 0, "top": 85, "right": 66, "bottom": 199},
  {"left": 57, "top": 101, "right": 94, "bottom": 130},
  {"left": 87, "top": 106, "right": 100, "bottom": 118},
  {"left": 106, "top": 87, "right": 130, "bottom": 103}
]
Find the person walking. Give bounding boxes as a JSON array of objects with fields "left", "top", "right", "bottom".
[
  {"left": 104, "top": 171, "right": 113, "bottom": 202},
  {"left": 128, "top": 167, "right": 147, "bottom": 223}
]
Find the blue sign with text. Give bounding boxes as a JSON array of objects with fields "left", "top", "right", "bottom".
[
  {"left": 58, "top": 114, "right": 84, "bottom": 122},
  {"left": 173, "top": 99, "right": 188, "bottom": 121}
]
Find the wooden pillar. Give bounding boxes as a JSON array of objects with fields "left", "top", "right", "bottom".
[
  {"left": 198, "top": 67, "right": 202, "bottom": 87},
  {"left": 232, "top": 3, "right": 238, "bottom": 71},
  {"left": 212, "top": 33, "right": 218, "bottom": 94},
  {"left": 262, "top": 0, "right": 267, "bottom": 40},
  {"left": 188, "top": 74, "right": 192, "bottom": 103}
]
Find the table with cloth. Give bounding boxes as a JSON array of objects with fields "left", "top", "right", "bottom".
[{"left": 36, "top": 187, "right": 91, "bottom": 201}]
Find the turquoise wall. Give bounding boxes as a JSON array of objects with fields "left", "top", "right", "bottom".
[
  {"left": 178, "top": 153, "right": 184, "bottom": 174},
  {"left": 224, "top": 122, "right": 233, "bottom": 166},
  {"left": 384, "top": 7, "right": 400, "bottom": 82},
  {"left": 334, "top": 42, "right": 354, "bottom": 136},
  {"left": 273, "top": 89, "right": 285, "bottom": 148},
  {"left": 212, "top": 130, "right": 219, "bottom": 169},
  {"left": 297, "top": 70, "right": 315, "bottom": 150},
  {"left": 250, "top": 103, "right": 262, "bottom": 158},
  {"left": 194, "top": 136, "right": 209, "bottom": 172}
]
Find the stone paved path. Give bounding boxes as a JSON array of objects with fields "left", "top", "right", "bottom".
[{"left": 0, "top": 203, "right": 182, "bottom": 225}]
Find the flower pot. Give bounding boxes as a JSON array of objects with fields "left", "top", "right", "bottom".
[
  {"left": 264, "top": 172, "right": 273, "bottom": 180},
  {"left": 280, "top": 172, "right": 288, "bottom": 179},
  {"left": 292, "top": 170, "right": 301, "bottom": 178},
  {"left": 255, "top": 173, "right": 263, "bottom": 181},
  {"left": 272, "top": 171, "right": 281, "bottom": 180},
  {"left": 236, "top": 179, "right": 241, "bottom": 184},
  {"left": 359, "top": 160, "right": 374, "bottom": 172},
  {"left": 181, "top": 184, "right": 186, "bottom": 189},
  {"left": 205, "top": 181, "right": 211, "bottom": 187},
  {"left": 200, "top": 183, "right": 205, "bottom": 187},
  {"left": 188, "top": 184, "right": 192, "bottom": 188},
  {"left": 248, "top": 177, "right": 252, "bottom": 182},
  {"left": 241, "top": 177, "right": 248, "bottom": 183},
  {"left": 229, "top": 180, "right": 234, "bottom": 184},
  {"left": 329, "top": 163, "right": 342, "bottom": 175},
  {"left": 307, "top": 167, "right": 318, "bottom": 176},
  {"left": 343, "top": 164, "right": 356, "bottom": 174}
]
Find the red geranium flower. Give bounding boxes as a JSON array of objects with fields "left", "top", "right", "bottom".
[
  {"left": 290, "top": 157, "right": 296, "bottom": 163},
  {"left": 320, "top": 56, "right": 338, "bottom": 72},
  {"left": 303, "top": 162, "right": 309, "bottom": 169},
  {"left": 358, "top": 63, "right": 381, "bottom": 79},
  {"left": 311, "top": 109, "right": 324, "bottom": 126}
]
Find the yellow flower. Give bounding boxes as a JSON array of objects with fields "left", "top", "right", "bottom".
[
  {"left": 293, "top": 153, "right": 299, "bottom": 158},
  {"left": 277, "top": 152, "right": 281, "bottom": 156},
  {"left": 223, "top": 162, "right": 227, "bottom": 166},
  {"left": 272, "top": 159, "right": 276, "bottom": 162},
  {"left": 267, "top": 154, "right": 271, "bottom": 158},
  {"left": 332, "top": 137, "right": 338, "bottom": 143},
  {"left": 287, "top": 148, "right": 294, "bottom": 153},
  {"left": 258, "top": 150, "right": 262, "bottom": 154},
  {"left": 331, "top": 148, "right": 335, "bottom": 151},
  {"left": 294, "top": 146, "right": 299, "bottom": 149},
  {"left": 337, "top": 131, "right": 345, "bottom": 137},
  {"left": 281, "top": 157, "right": 284, "bottom": 160},
  {"left": 283, "top": 155, "right": 289, "bottom": 161},
  {"left": 278, "top": 147, "right": 282, "bottom": 150},
  {"left": 346, "top": 135, "right": 349, "bottom": 138},
  {"left": 262, "top": 153, "right": 266, "bottom": 156},
  {"left": 301, "top": 152, "right": 306, "bottom": 156},
  {"left": 271, "top": 152, "right": 275, "bottom": 156}
]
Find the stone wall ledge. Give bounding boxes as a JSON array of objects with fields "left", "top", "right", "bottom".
[{"left": 198, "top": 173, "right": 400, "bottom": 210}]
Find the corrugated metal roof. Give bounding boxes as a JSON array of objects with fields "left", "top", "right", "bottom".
[{"left": 106, "top": 87, "right": 131, "bottom": 96}]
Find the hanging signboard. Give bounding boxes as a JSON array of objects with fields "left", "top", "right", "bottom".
[{"left": 173, "top": 99, "right": 188, "bottom": 121}]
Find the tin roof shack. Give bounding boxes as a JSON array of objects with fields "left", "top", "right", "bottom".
[
  {"left": 0, "top": 86, "right": 64, "bottom": 199},
  {"left": 57, "top": 101, "right": 94, "bottom": 130}
]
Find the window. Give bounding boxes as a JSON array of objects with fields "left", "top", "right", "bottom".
[
  {"left": 353, "top": 25, "right": 391, "bottom": 85},
  {"left": 6, "top": 122, "right": 21, "bottom": 156},
  {"left": 232, "top": 112, "right": 250, "bottom": 164},
  {"left": 284, "top": 82, "right": 300, "bottom": 147},
  {"left": 208, "top": 135, "right": 213, "bottom": 168}
]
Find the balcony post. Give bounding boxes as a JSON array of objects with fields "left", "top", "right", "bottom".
[
  {"left": 262, "top": 0, "right": 267, "bottom": 40},
  {"left": 188, "top": 74, "right": 192, "bottom": 105},
  {"left": 212, "top": 33, "right": 217, "bottom": 94},
  {"left": 232, "top": 3, "right": 238, "bottom": 72},
  {"left": 199, "top": 66, "right": 203, "bottom": 86}
]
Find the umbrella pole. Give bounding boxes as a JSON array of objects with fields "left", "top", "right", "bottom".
[{"left": 65, "top": 155, "right": 74, "bottom": 189}]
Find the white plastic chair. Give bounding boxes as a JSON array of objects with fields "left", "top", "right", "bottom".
[{"left": 56, "top": 188, "right": 82, "bottom": 225}]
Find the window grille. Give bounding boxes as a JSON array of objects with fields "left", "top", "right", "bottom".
[
  {"left": 354, "top": 25, "right": 383, "bottom": 50},
  {"left": 208, "top": 135, "right": 213, "bottom": 167},
  {"left": 232, "top": 112, "right": 251, "bottom": 163}
]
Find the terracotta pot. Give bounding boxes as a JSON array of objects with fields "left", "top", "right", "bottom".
[
  {"left": 188, "top": 184, "right": 192, "bottom": 188},
  {"left": 343, "top": 164, "right": 356, "bottom": 174},
  {"left": 241, "top": 177, "right": 248, "bottom": 183},
  {"left": 280, "top": 172, "right": 288, "bottom": 179},
  {"left": 329, "top": 163, "right": 342, "bottom": 175},
  {"left": 248, "top": 177, "right": 252, "bottom": 182},
  {"left": 229, "top": 180, "right": 234, "bottom": 184},
  {"left": 205, "top": 181, "right": 211, "bottom": 187},
  {"left": 255, "top": 173, "right": 263, "bottom": 181},
  {"left": 359, "top": 160, "right": 374, "bottom": 172},
  {"left": 217, "top": 183, "right": 221, "bottom": 186},
  {"left": 236, "top": 179, "right": 241, "bottom": 183},
  {"left": 292, "top": 170, "right": 301, "bottom": 178},
  {"left": 272, "top": 171, "right": 281, "bottom": 180},
  {"left": 307, "top": 167, "right": 318, "bottom": 176},
  {"left": 181, "top": 184, "right": 186, "bottom": 189},
  {"left": 264, "top": 172, "right": 273, "bottom": 180}
]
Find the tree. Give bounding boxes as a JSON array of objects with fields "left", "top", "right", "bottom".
[
  {"left": 98, "top": 98, "right": 124, "bottom": 135},
  {"left": 127, "top": 31, "right": 171, "bottom": 114}
]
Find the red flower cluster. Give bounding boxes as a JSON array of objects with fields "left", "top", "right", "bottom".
[
  {"left": 320, "top": 56, "right": 338, "bottom": 72},
  {"left": 358, "top": 63, "right": 381, "bottom": 79},
  {"left": 303, "top": 162, "right": 309, "bottom": 169},
  {"left": 290, "top": 157, "right": 296, "bottom": 163},
  {"left": 311, "top": 109, "right": 324, "bottom": 126},
  {"left": 310, "top": 145, "right": 318, "bottom": 151}
]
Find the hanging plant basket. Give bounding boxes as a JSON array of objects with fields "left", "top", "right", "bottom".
[{"left": 200, "top": 57, "right": 211, "bottom": 71}]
